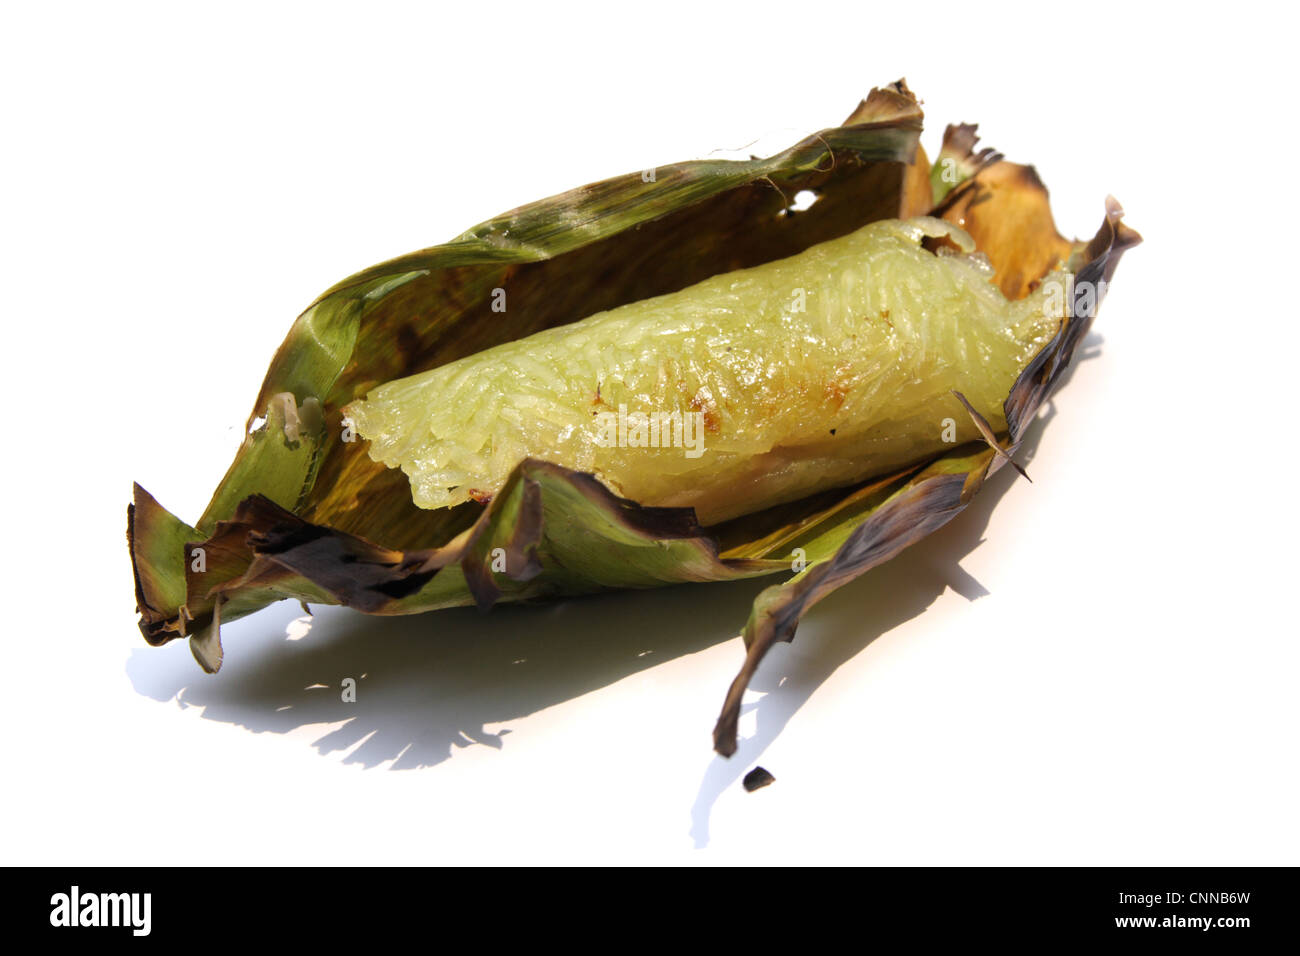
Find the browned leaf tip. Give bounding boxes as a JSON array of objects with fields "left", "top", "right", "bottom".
[
  {"left": 951, "top": 390, "right": 1030, "bottom": 483},
  {"left": 937, "top": 123, "right": 1004, "bottom": 183},
  {"left": 935, "top": 161, "right": 1075, "bottom": 301},
  {"left": 128, "top": 483, "right": 195, "bottom": 647}
]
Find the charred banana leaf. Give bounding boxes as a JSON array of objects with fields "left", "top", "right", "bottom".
[{"left": 127, "top": 81, "right": 1140, "bottom": 755}]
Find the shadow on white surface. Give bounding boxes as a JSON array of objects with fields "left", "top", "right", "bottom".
[
  {"left": 127, "top": 575, "right": 773, "bottom": 766},
  {"left": 126, "top": 339, "right": 1094, "bottom": 848}
]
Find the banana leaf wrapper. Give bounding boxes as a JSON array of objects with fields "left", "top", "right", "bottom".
[{"left": 127, "top": 81, "right": 1140, "bottom": 756}]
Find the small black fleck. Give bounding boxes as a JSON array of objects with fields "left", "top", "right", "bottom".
[
  {"left": 743, "top": 766, "right": 776, "bottom": 792},
  {"left": 829, "top": 428, "right": 837, "bottom": 436}
]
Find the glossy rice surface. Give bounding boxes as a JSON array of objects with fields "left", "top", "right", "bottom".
[{"left": 346, "top": 217, "right": 1065, "bottom": 524}]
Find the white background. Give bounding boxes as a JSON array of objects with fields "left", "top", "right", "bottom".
[{"left": 3, "top": 1, "right": 1296, "bottom": 864}]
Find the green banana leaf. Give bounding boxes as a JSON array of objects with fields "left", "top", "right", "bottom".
[{"left": 128, "top": 80, "right": 1140, "bottom": 755}]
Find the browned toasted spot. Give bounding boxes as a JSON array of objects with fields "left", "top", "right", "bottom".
[
  {"left": 468, "top": 489, "right": 493, "bottom": 505},
  {"left": 824, "top": 377, "right": 850, "bottom": 409},
  {"left": 690, "top": 386, "right": 721, "bottom": 433}
]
